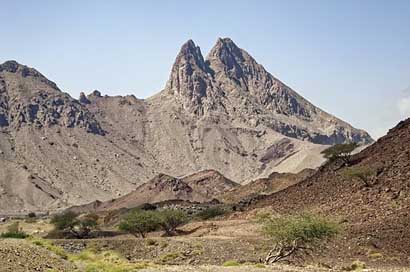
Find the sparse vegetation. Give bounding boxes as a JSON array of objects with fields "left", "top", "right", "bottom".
[
  {"left": 0, "top": 222, "right": 28, "bottom": 239},
  {"left": 343, "top": 166, "right": 375, "bottom": 187},
  {"left": 196, "top": 207, "right": 227, "bottom": 220},
  {"left": 343, "top": 260, "right": 367, "bottom": 271},
  {"left": 50, "top": 212, "right": 99, "bottom": 238},
  {"left": 30, "top": 237, "right": 68, "bottom": 259},
  {"left": 70, "top": 249, "right": 151, "bottom": 271},
  {"left": 321, "top": 143, "right": 358, "bottom": 164},
  {"left": 223, "top": 260, "right": 241, "bottom": 267},
  {"left": 159, "top": 252, "right": 182, "bottom": 263},
  {"left": 259, "top": 213, "right": 340, "bottom": 264}
]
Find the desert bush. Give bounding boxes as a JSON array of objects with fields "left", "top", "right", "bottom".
[
  {"left": 223, "top": 260, "right": 241, "bottom": 267},
  {"left": 259, "top": 213, "right": 340, "bottom": 264},
  {"left": 70, "top": 249, "right": 150, "bottom": 271},
  {"left": 157, "top": 209, "right": 188, "bottom": 236},
  {"left": 321, "top": 143, "right": 358, "bottom": 164},
  {"left": 145, "top": 238, "right": 158, "bottom": 246},
  {"left": 196, "top": 206, "right": 227, "bottom": 220},
  {"left": 0, "top": 222, "right": 28, "bottom": 239},
  {"left": 343, "top": 166, "right": 374, "bottom": 187},
  {"left": 119, "top": 209, "right": 160, "bottom": 238},
  {"left": 343, "top": 260, "right": 366, "bottom": 271},
  {"left": 50, "top": 212, "right": 99, "bottom": 238},
  {"left": 30, "top": 237, "right": 68, "bottom": 259},
  {"left": 28, "top": 212, "right": 36, "bottom": 218},
  {"left": 50, "top": 211, "right": 78, "bottom": 230}
]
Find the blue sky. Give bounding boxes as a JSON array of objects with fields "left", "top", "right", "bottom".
[{"left": 1, "top": 0, "right": 409, "bottom": 138}]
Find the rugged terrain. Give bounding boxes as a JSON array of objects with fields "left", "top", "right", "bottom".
[
  {"left": 69, "top": 169, "right": 238, "bottom": 212},
  {"left": 252, "top": 118, "right": 410, "bottom": 261},
  {"left": 0, "top": 38, "right": 372, "bottom": 213}
]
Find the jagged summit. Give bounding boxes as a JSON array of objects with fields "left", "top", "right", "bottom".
[
  {"left": 165, "top": 40, "right": 218, "bottom": 114},
  {"left": 0, "top": 60, "right": 104, "bottom": 134},
  {"left": 163, "top": 38, "right": 372, "bottom": 144},
  {"left": 0, "top": 60, "right": 60, "bottom": 92}
]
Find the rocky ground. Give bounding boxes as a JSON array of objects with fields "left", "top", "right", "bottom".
[
  {"left": 1, "top": 238, "right": 409, "bottom": 272},
  {"left": 0, "top": 239, "right": 75, "bottom": 271}
]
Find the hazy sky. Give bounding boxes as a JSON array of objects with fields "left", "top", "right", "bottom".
[{"left": 1, "top": 0, "right": 409, "bottom": 139}]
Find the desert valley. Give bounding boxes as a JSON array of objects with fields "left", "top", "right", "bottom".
[{"left": 0, "top": 20, "right": 409, "bottom": 272}]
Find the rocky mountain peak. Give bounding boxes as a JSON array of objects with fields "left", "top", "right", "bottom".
[
  {"left": 0, "top": 60, "right": 60, "bottom": 92},
  {"left": 165, "top": 40, "right": 217, "bottom": 114},
  {"left": 0, "top": 61, "right": 104, "bottom": 135}
]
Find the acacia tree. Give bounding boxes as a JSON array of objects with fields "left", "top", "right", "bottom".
[
  {"left": 50, "top": 212, "right": 99, "bottom": 238},
  {"left": 321, "top": 143, "right": 358, "bottom": 165},
  {"left": 119, "top": 209, "right": 160, "bottom": 238},
  {"left": 157, "top": 209, "right": 188, "bottom": 236},
  {"left": 259, "top": 213, "right": 340, "bottom": 264},
  {"left": 343, "top": 166, "right": 374, "bottom": 187}
]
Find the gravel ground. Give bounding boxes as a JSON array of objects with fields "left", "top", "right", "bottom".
[
  {"left": 139, "top": 264, "right": 329, "bottom": 272},
  {"left": 138, "top": 264, "right": 410, "bottom": 272},
  {"left": 0, "top": 239, "right": 75, "bottom": 272}
]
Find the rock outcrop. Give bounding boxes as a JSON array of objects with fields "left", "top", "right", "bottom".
[{"left": 0, "top": 61, "right": 104, "bottom": 135}]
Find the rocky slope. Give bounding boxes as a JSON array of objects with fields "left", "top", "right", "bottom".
[
  {"left": 253, "top": 118, "right": 410, "bottom": 257},
  {"left": 218, "top": 169, "right": 315, "bottom": 204},
  {"left": 70, "top": 170, "right": 238, "bottom": 212},
  {"left": 0, "top": 38, "right": 372, "bottom": 213}
]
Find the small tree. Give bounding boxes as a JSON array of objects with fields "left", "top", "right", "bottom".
[
  {"left": 50, "top": 212, "right": 99, "bottom": 238},
  {"left": 157, "top": 209, "right": 188, "bottom": 236},
  {"left": 196, "top": 207, "right": 227, "bottom": 220},
  {"left": 77, "top": 213, "right": 99, "bottom": 237},
  {"left": 0, "top": 222, "right": 28, "bottom": 239},
  {"left": 119, "top": 210, "right": 160, "bottom": 238},
  {"left": 321, "top": 143, "right": 358, "bottom": 165},
  {"left": 50, "top": 211, "right": 78, "bottom": 231},
  {"left": 28, "top": 212, "right": 36, "bottom": 218},
  {"left": 343, "top": 167, "right": 374, "bottom": 187},
  {"left": 259, "top": 213, "right": 340, "bottom": 264}
]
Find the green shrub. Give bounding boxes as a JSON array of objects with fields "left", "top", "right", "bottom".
[
  {"left": 50, "top": 211, "right": 78, "bottom": 231},
  {"left": 196, "top": 207, "right": 226, "bottom": 220},
  {"left": 344, "top": 260, "right": 366, "bottom": 271},
  {"left": 70, "top": 249, "right": 150, "bottom": 271},
  {"left": 145, "top": 238, "right": 158, "bottom": 246},
  {"left": 28, "top": 212, "right": 36, "bottom": 218},
  {"left": 259, "top": 213, "right": 340, "bottom": 263},
  {"left": 343, "top": 167, "right": 374, "bottom": 187},
  {"left": 0, "top": 222, "right": 28, "bottom": 239},
  {"left": 30, "top": 237, "right": 68, "bottom": 259},
  {"left": 159, "top": 252, "right": 181, "bottom": 263},
  {"left": 223, "top": 260, "right": 241, "bottom": 267}
]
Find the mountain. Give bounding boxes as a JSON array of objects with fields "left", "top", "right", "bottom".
[
  {"left": 218, "top": 169, "right": 315, "bottom": 204},
  {"left": 0, "top": 38, "right": 372, "bottom": 214},
  {"left": 252, "top": 118, "right": 410, "bottom": 257},
  {"left": 69, "top": 170, "right": 238, "bottom": 213}
]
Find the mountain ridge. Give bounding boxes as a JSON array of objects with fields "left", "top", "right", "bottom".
[{"left": 0, "top": 37, "right": 373, "bottom": 213}]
